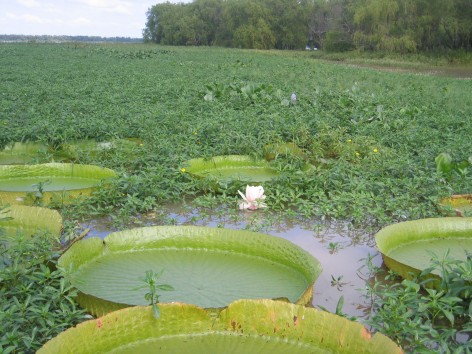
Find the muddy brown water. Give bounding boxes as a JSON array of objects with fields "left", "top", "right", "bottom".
[{"left": 80, "top": 207, "right": 384, "bottom": 320}]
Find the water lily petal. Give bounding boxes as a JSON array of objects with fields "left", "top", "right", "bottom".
[
  {"left": 239, "top": 202, "right": 251, "bottom": 210},
  {"left": 239, "top": 185, "right": 266, "bottom": 210},
  {"left": 246, "top": 185, "right": 264, "bottom": 202},
  {"left": 238, "top": 189, "right": 248, "bottom": 202}
]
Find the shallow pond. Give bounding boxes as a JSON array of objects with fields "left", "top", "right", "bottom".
[{"left": 80, "top": 206, "right": 382, "bottom": 319}]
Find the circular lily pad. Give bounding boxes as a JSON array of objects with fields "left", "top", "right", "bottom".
[
  {"left": 0, "top": 142, "right": 50, "bottom": 165},
  {"left": 0, "top": 163, "right": 117, "bottom": 205},
  {"left": 60, "top": 138, "right": 143, "bottom": 160},
  {"left": 0, "top": 205, "right": 62, "bottom": 245},
  {"left": 59, "top": 226, "right": 322, "bottom": 316},
  {"left": 184, "top": 155, "right": 279, "bottom": 183},
  {"left": 38, "top": 300, "right": 402, "bottom": 354},
  {"left": 375, "top": 217, "right": 472, "bottom": 279}
]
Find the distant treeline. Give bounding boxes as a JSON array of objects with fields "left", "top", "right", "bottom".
[
  {"left": 0, "top": 34, "right": 142, "bottom": 43},
  {"left": 143, "top": 0, "right": 472, "bottom": 52}
]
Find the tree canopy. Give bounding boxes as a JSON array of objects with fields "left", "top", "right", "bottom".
[{"left": 143, "top": 0, "right": 472, "bottom": 52}]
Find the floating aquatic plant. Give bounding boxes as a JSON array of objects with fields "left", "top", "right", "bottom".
[
  {"left": 38, "top": 299, "right": 403, "bottom": 354},
  {"left": 238, "top": 185, "right": 267, "bottom": 210},
  {"left": 59, "top": 226, "right": 322, "bottom": 316},
  {"left": 375, "top": 217, "right": 472, "bottom": 281}
]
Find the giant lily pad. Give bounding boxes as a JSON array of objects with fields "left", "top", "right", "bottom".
[
  {"left": 59, "top": 226, "right": 322, "bottom": 316},
  {"left": 0, "top": 142, "right": 50, "bottom": 164},
  {"left": 38, "top": 299, "right": 403, "bottom": 354},
  {"left": 184, "top": 155, "right": 280, "bottom": 183},
  {"left": 0, "top": 163, "right": 117, "bottom": 206},
  {"left": 439, "top": 194, "right": 472, "bottom": 217},
  {"left": 263, "top": 142, "right": 306, "bottom": 161},
  {"left": 60, "top": 138, "right": 143, "bottom": 160},
  {"left": 375, "top": 217, "right": 472, "bottom": 279},
  {"left": 0, "top": 205, "right": 62, "bottom": 243}
]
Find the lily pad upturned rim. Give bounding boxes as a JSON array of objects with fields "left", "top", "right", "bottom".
[
  {"left": 0, "top": 205, "right": 63, "bottom": 241},
  {"left": 0, "top": 142, "right": 50, "bottom": 165},
  {"left": 38, "top": 299, "right": 403, "bottom": 354},
  {"left": 59, "top": 225, "right": 322, "bottom": 315},
  {"left": 0, "top": 163, "right": 117, "bottom": 206},
  {"left": 375, "top": 217, "right": 472, "bottom": 278},
  {"left": 184, "top": 155, "right": 280, "bottom": 182},
  {"left": 0, "top": 163, "right": 117, "bottom": 182}
]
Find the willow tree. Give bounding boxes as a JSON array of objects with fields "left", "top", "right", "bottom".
[
  {"left": 216, "top": 0, "right": 274, "bottom": 48},
  {"left": 352, "top": 0, "right": 416, "bottom": 52}
]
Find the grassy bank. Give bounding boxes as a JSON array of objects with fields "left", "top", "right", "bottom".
[{"left": 0, "top": 43, "right": 471, "bottom": 228}]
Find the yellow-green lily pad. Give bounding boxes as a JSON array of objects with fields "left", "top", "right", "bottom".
[
  {"left": 375, "top": 217, "right": 472, "bottom": 280},
  {"left": 184, "top": 155, "right": 280, "bottom": 183},
  {"left": 0, "top": 163, "right": 117, "bottom": 206},
  {"left": 38, "top": 300, "right": 403, "bottom": 354},
  {"left": 59, "top": 226, "right": 322, "bottom": 316},
  {"left": 0, "top": 205, "right": 62, "bottom": 243}
]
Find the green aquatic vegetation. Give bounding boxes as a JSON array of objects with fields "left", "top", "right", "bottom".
[
  {"left": 361, "top": 253, "right": 472, "bottom": 353},
  {"left": 132, "top": 269, "right": 174, "bottom": 319},
  {"left": 0, "top": 43, "right": 471, "bottom": 226},
  {"left": 0, "top": 233, "right": 88, "bottom": 353},
  {"left": 59, "top": 226, "right": 322, "bottom": 316},
  {"left": 435, "top": 152, "right": 471, "bottom": 179}
]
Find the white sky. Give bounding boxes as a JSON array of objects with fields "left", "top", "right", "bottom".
[{"left": 0, "top": 0, "right": 190, "bottom": 38}]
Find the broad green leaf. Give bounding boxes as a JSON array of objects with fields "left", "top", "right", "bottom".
[
  {"left": 38, "top": 300, "right": 403, "bottom": 354},
  {"left": 59, "top": 226, "right": 322, "bottom": 316},
  {"left": 184, "top": 155, "right": 279, "bottom": 183},
  {"left": 0, "top": 163, "right": 117, "bottom": 206},
  {"left": 435, "top": 153, "right": 454, "bottom": 175},
  {"left": 375, "top": 217, "right": 472, "bottom": 280},
  {"left": 401, "top": 279, "right": 420, "bottom": 292}
]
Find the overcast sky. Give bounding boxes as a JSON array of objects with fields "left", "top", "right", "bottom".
[{"left": 1, "top": 0, "right": 190, "bottom": 38}]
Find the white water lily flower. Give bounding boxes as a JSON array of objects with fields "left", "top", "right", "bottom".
[{"left": 238, "top": 185, "right": 267, "bottom": 210}]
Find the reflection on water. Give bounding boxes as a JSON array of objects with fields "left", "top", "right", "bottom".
[{"left": 80, "top": 205, "right": 384, "bottom": 319}]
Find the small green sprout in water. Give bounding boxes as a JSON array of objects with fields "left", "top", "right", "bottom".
[
  {"left": 133, "top": 269, "right": 174, "bottom": 319},
  {"left": 328, "top": 242, "right": 342, "bottom": 254},
  {"left": 318, "top": 296, "right": 357, "bottom": 321},
  {"left": 26, "top": 179, "right": 52, "bottom": 205},
  {"left": 330, "top": 274, "right": 348, "bottom": 290}
]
